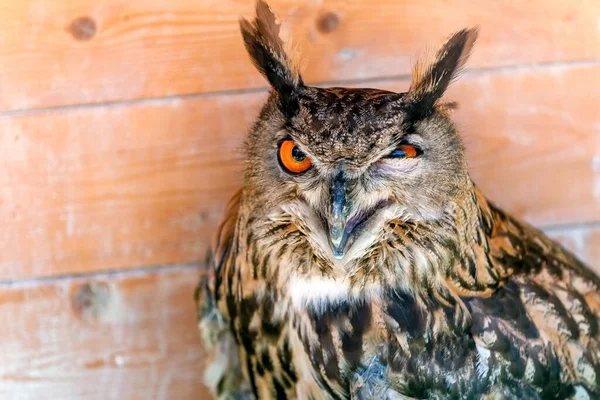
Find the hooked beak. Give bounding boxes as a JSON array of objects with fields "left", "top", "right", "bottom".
[{"left": 329, "top": 166, "right": 350, "bottom": 259}]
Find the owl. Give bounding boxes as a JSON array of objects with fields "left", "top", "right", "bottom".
[{"left": 195, "top": 1, "right": 600, "bottom": 399}]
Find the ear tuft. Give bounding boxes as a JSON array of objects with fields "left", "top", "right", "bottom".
[
  {"left": 240, "top": 1, "right": 303, "bottom": 115},
  {"left": 407, "top": 27, "right": 478, "bottom": 119}
]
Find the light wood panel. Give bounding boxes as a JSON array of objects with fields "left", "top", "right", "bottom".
[
  {"left": 1, "top": 63, "right": 597, "bottom": 280},
  {"left": 0, "top": 266, "right": 208, "bottom": 399},
  {"left": 1, "top": 0, "right": 599, "bottom": 111},
  {"left": 0, "top": 92, "right": 262, "bottom": 280},
  {"left": 452, "top": 65, "right": 600, "bottom": 227},
  {"left": 547, "top": 226, "right": 600, "bottom": 275}
]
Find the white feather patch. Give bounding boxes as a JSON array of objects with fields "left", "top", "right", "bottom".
[
  {"left": 289, "top": 275, "right": 350, "bottom": 310},
  {"left": 288, "top": 274, "right": 381, "bottom": 312}
]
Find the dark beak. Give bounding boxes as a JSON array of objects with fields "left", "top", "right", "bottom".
[{"left": 329, "top": 165, "right": 350, "bottom": 259}]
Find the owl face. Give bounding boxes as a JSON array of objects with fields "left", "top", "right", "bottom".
[
  {"left": 240, "top": 1, "right": 478, "bottom": 263},
  {"left": 247, "top": 87, "right": 469, "bottom": 261}
]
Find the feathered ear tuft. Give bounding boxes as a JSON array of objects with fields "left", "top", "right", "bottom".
[
  {"left": 240, "top": 0, "right": 303, "bottom": 116},
  {"left": 407, "top": 27, "right": 478, "bottom": 119}
]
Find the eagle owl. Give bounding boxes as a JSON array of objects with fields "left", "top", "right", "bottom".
[{"left": 195, "top": 1, "right": 600, "bottom": 399}]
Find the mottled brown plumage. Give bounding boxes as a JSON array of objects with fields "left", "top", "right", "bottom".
[{"left": 195, "top": 2, "right": 600, "bottom": 399}]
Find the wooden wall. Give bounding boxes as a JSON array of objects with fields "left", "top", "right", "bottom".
[{"left": 1, "top": 0, "right": 598, "bottom": 398}]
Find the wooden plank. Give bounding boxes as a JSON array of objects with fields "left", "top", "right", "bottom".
[
  {"left": 454, "top": 65, "right": 600, "bottom": 228},
  {"left": 547, "top": 225, "right": 600, "bottom": 276},
  {"left": 1, "top": 0, "right": 600, "bottom": 111},
  {"left": 0, "top": 92, "right": 262, "bottom": 279},
  {"left": 0, "top": 266, "right": 209, "bottom": 399},
  {"left": 1, "top": 63, "right": 598, "bottom": 280}
]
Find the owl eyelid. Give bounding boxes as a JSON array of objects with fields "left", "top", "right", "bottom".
[{"left": 386, "top": 142, "right": 422, "bottom": 159}]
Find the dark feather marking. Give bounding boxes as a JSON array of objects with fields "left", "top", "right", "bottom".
[
  {"left": 216, "top": 375, "right": 226, "bottom": 395},
  {"left": 467, "top": 257, "right": 477, "bottom": 279},
  {"left": 466, "top": 281, "right": 540, "bottom": 339},
  {"left": 522, "top": 282, "right": 580, "bottom": 340},
  {"left": 260, "top": 295, "right": 282, "bottom": 339},
  {"left": 308, "top": 307, "right": 342, "bottom": 384},
  {"left": 239, "top": 296, "right": 259, "bottom": 356},
  {"left": 212, "top": 245, "right": 229, "bottom": 303},
  {"left": 429, "top": 334, "right": 475, "bottom": 371},
  {"left": 246, "top": 357, "right": 259, "bottom": 397},
  {"left": 280, "top": 373, "right": 292, "bottom": 389},
  {"left": 388, "top": 346, "right": 407, "bottom": 372},
  {"left": 527, "top": 344, "right": 565, "bottom": 398},
  {"left": 226, "top": 294, "right": 237, "bottom": 331},
  {"left": 277, "top": 338, "right": 298, "bottom": 383},
  {"left": 310, "top": 368, "right": 342, "bottom": 400},
  {"left": 275, "top": 243, "right": 288, "bottom": 261},
  {"left": 251, "top": 249, "right": 260, "bottom": 279},
  {"left": 506, "top": 339, "right": 526, "bottom": 379},
  {"left": 341, "top": 302, "right": 372, "bottom": 370},
  {"left": 272, "top": 378, "right": 287, "bottom": 399},
  {"left": 255, "top": 358, "right": 265, "bottom": 376},
  {"left": 319, "top": 329, "right": 342, "bottom": 384},
  {"left": 262, "top": 223, "right": 290, "bottom": 239},
  {"left": 475, "top": 225, "right": 483, "bottom": 245},
  {"left": 260, "top": 348, "right": 274, "bottom": 372},
  {"left": 245, "top": 230, "right": 254, "bottom": 253},
  {"left": 260, "top": 252, "right": 270, "bottom": 279},
  {"left": 569, "top": 290, "right": 599, "bottom": 337},
  {"left": 385, "top": 289, "right": 426, "bottom": 339}
]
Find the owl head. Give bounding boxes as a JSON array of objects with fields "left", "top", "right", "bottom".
[{"left": 240, "top": 1, "right": 478, "bottom": 263}]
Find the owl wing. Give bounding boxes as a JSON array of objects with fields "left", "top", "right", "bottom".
[
  {"left": 349, "top": 203, "right": 600, "bottom": 399},
  {"left": 195, "top": 190, "right": 254, "bottom": 399},
  {"left": 465, "top": 207, "right": 600, "bottom": 398}
]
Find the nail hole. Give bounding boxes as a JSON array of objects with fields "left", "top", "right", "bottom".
[
  {"left": 339, "top": 48, "right": 356, "bottom": 61},
  {"left": 71, "top": 281, "right": 111, "bottom": 320},
  {"left": 316, "top": 12, "right": 340, "bottom": 34},
  {"left": 68, "top": 16, "right": 97, "bottom": 41}
]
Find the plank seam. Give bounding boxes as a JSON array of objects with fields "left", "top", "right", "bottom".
[
  {"left": 0, "top": 261, "right": 204, "bottom": 289},
  {"left": 542, "top": 220, "right": 600, "bottom": 235},
  {"left": 1, "top": 58, "right": 600, "bottom": 117}
]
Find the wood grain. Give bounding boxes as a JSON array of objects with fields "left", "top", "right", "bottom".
[
  {"left": 1, "top": 63, "right": 597, "bottom": 280},
  {"left": 1, "top": 0, "right": 600, "bottom": 111},
  {"left": 0, "top": 266, "right": 208, "bottom": 399},
  {"left": 0, "top": 92, "right": 263, "bottom": 280},
  {"left": 451, "top": 64, "right": 600, "bottom": 227}
]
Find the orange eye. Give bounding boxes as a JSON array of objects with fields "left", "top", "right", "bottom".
[
  {"left": 278, "top": 140, "right": 312, "bottom": 174},
  {"left": 389, "top": 144, "right": 419, "bottom": 159}
]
